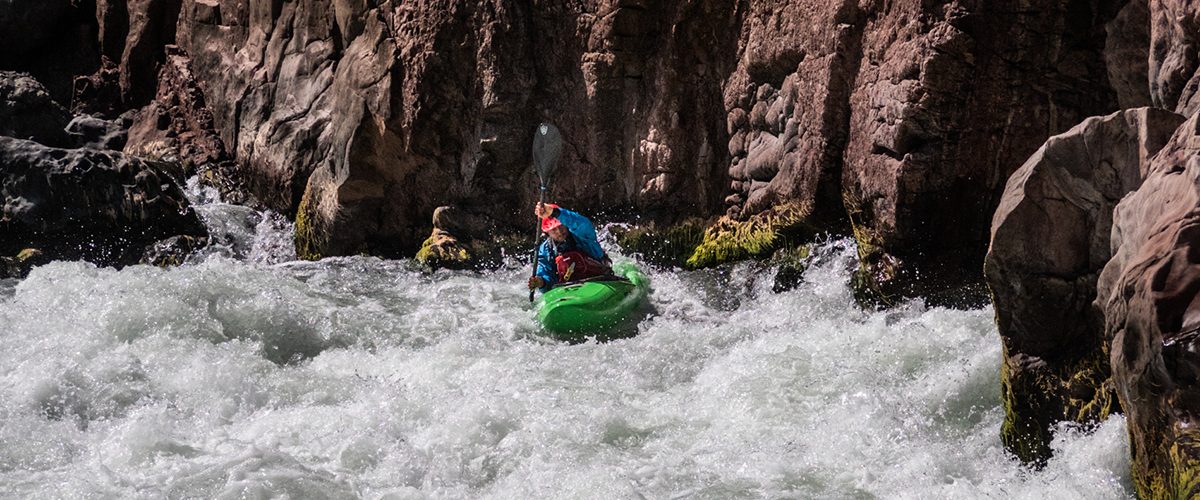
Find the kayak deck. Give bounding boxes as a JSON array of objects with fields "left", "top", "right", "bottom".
[{"left": 536, "top": 263, "right": 650, "bottom": 340}]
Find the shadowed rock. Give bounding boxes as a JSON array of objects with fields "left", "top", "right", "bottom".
[
  {"left": 1150, "top": 0, "right": 1200, "bottom": 116},
  {"left": 0, "top": 136, "right": 208, "bottom": 269},
  {"left": 0, "top": 71, "right": 73, "bottom": 147},
  {"left": 415, "top": 206, "right": 498, "bottom": 269}
]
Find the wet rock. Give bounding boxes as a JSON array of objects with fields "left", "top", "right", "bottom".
[
  {"left": 0, "top": 136, "right": 208, "bottom": 268},
  {"left": 985, "top": 107, "right": 1186, "bottom": 463},
  {"left": 142, "top": 235, "right": 206, "bottom": 267},
  {"left": 685, "top": 203, "right": 816, "bottom": 271},
  {"left": 612, "top": 217, "right": 711, "bottom": 269},
  {"left": 415, "top": 229, "right": 473, "bottom": 270},
  {"left": 0, "top": 248, "right": 49, "bottom": 279},
  {"left": 415, "top": 206, "right": 497, "bottom": 269}
]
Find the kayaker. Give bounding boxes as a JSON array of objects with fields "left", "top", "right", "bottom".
[{"left": 527, "top": 202, "right": 612, "bottom": 291}]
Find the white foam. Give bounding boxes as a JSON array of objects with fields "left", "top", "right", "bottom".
[{"left": 0, "top": 223, "right": 1134, "bottom": 499}]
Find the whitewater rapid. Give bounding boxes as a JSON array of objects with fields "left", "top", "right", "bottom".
[{"left": 0, "top": 181, "right": 1134, "bottom": 499}]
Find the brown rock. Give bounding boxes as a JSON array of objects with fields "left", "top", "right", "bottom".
[
  {"left": 723, "top": 1, "right": 857, "bottom": 226},
  {"left": 1105, "top": 0, "right": 1153, "bottom": 110},
  {"left": 120, "top": 0, "right": 183, "bottom": 107},
  {"left": 840, "top": 0, "right": 1123, "bottom": 301},
  {"left": 985, "top": 107, "right": 1185, "bottom": 462},
  {"left": 124, "top": 50, "right": 229, "bottom": 167},
  {"left": 1149, "top": 0, "right": 1200, "bottom": 116},
  {"left": 172, "top": 0, "right": 739, "bottom": 258},
  {"left": 1102, "top": 113, "right": 1200, "bottom": 496}
]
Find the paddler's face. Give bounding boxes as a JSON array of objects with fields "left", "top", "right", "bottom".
[{"left": 547, "top": 225, "right": 569, "bottom": 242}]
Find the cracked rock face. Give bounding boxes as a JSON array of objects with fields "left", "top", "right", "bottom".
[
  {"left": 174, "top": 0, "right": 736, "bottom": 258},
  {"left": 722, "top": 0, "right": 1127, "bottom": 298},
  {"left": 1149, "top": 0, "right": 1200, "bottom": 116}
]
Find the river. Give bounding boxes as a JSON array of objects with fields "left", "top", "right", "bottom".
[{"left": 0, "top": 180, "right": 1134, "bottom": 499}]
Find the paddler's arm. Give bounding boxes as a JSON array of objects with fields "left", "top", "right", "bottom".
[{"left": 532, "top": 240, "right": 557, "bottom": 292}]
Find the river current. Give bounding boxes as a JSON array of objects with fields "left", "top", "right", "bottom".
[{"left": 0, "top": 180, "right": 1135, "bottom": 499}]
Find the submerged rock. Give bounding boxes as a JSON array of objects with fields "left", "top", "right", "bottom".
[
  {"left": 0, "top": 248, "right": 49, "bottom": 279},
  {"left": 0, "top": 136, "right": 208, "bottom": 268}
]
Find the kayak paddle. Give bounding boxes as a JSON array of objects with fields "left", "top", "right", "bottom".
[{"left": 530, "top": 123, "right": 562, "bottom": 302}]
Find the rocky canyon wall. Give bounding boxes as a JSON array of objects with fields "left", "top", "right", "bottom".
[{"left": 1, "top": 0, "right": 1134, "bottom": 287}]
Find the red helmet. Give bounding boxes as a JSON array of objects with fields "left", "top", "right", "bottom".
[{"left": 540, "top": 204, "right": 561, "bottom": 233}]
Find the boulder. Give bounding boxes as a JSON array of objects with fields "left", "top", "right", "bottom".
[
  {"left": 1100, "top": 113, "right": 1200, "bottom": 498},
  {"left": 0, "top": 71, "right": 73, "bottom": 147},
  {"left": 0, "top": 71, "right": 129, "bottom": 151},
  {"left": 0, "top": 248, "right": 49, "bottom": 279},
  {"left": 415, "top": 206, "right": 501, "bottom": 269},
  {"left": 985, "top": 107, "right": 1186, "bottom": 463},
  {"left": 66, "top": 115, "right": 128, "bottom": 151},
  {"left": 0, "top": 136, "right": 208, "bottom": 268}
]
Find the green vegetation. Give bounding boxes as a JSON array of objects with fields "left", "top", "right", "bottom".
[
  {"left": 415, "top": 232, "right": 473, "bottom": 269},
  {"left": 999, "top": 341, "right": 1117, "bottom": 467},
  {"left": 685, "top": 202, "right": 815, "bottom": 270},
  {"left": 294, "top": 197, "right": 325, "bottom": 261},
  {"left": 1137, "top": 436, "right": 1200, "bottom": 500},
  {"left": 611, "top": 217, "right": 710, "bottom": 268}
]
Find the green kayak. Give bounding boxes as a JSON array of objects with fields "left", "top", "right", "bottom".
[{"left": 536, "top": 262, "right": 650, "bottom": 340}]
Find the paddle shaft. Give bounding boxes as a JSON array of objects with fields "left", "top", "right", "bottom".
[{"left": 529, "top": 186, "right": 544, "bottom": 302}]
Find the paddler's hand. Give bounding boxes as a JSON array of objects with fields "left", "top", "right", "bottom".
[
  {"left": 535, "top": 202, "right": 554, "bottom": 219},
  {"left": 528, "top": 276, "right": 545, "bottom": 289}
]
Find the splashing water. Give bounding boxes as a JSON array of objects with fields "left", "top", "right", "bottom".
[{"left": 0, "top": 182, "right": 1134, "bottom": 499}]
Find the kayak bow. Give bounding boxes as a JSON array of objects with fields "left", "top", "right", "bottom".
[{"left": 536, "top": 262, "right": 650, "bottom": 340}]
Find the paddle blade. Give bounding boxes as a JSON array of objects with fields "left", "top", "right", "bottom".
[{"left": 532, "top": 123, "right": 562, "bottom": 184}]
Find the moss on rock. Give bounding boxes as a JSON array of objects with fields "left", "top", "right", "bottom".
[
  {"left": 999, "top": 341, "right": 1119, "bottom": 466},
  {"left": 293, "top": 195, "right": 326, "bottom": 261},
  {"left": 415, "top": 230, "right": 473, "bottom": 269},
  {"left": 611, "top": 217, "right": 710, "bottom": 268},
  {"left": 1136, "top": 437, "right": 1200, "bottom": 500},
  {"left": 684, "top": 202, "right": 815, "bottom": 270}
]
